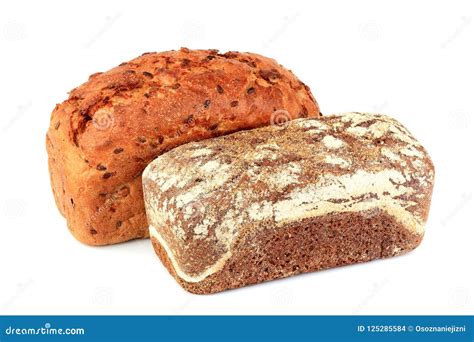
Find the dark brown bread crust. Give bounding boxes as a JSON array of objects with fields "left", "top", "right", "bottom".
[
  {"left": 152, "top": 210, "right": 423, "bottom": 294},
  {"left": 46, "top": 48, "right": 320, "bottom": 245}
]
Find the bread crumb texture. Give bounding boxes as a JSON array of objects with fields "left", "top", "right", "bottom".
[
  {"left": 143, "top": 112, "right": 435, "bottom": 293},
  {"left": 46, "top": 48, "right": 320, "bottom": 245}
]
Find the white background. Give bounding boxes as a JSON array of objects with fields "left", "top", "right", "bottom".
[{"left": 0, "top": 0, "right": 473, "bottom": 315}]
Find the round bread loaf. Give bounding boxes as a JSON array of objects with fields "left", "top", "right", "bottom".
[{"left": 46, "top": 48, "right": 320, "bottom": 245}]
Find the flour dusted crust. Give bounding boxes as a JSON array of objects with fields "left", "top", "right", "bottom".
[
  {"left": 143, "top": 112, "right": 435, "bottom": 293},
  {"left": 46, "top": 48, "right": 319, "bottom": 245}
]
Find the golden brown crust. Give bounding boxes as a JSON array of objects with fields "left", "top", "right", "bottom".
[{"left": 46, "top": 48, "right": 320, "bottom": 245}]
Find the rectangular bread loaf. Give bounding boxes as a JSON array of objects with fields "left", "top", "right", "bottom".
[
  {"left": 46, "top": 48, "right": 319, "bottom": 246},
  {"left": 142, "top": 112, "right": 435, "bottom": 294}
]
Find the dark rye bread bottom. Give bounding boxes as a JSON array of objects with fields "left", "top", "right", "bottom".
[{"left": 151, "top": 209, "right": 423, "bottom": 294}]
